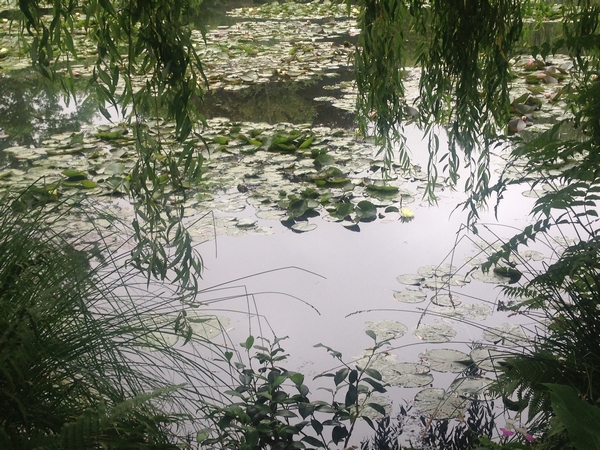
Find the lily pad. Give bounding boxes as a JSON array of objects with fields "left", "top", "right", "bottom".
[
  {"left": 396, "top": 274, "right": 427, "bottom": 286},
  {"left": 383, "top": 363, "right": 434, "bottom": 388},
  {"left": 354, "top": 200, "right": 377, "bottom": 222},
  {"left": 104, "top": 162, "right": 126, "bottom": 175},
  {"left": 483, "top": 323, "right": 529, "bottom": 347},
  {"left": 359, "top": 394, "right": 391, "bottom": 420},
  {"left": 414, "top": 323, "right": 457, "bottom": 343},
  {"left": 449, "top": 377, "right": 494, "bottom": 399},
  {"left": 236, "top": 218, "right": 257, "bottom": 228},
  {"left": 186, "top": 314, "right": 230, "bottom": 339},
  {"left": 414, "top": 388, "right": 467, "bottom": 419},
  {"left": 419, "top": 348, "right": 472, "bottom": 373},
  {"left": 461, "top": 303, "right": 493, "bottom": 320},
  {"left": 470, "top": 346, "right": 509, "bottom": 371},
  {"left": 393, "top": 289, "right": 427, "bottom": 303},
  {"left": 363, "top": 320, "right": 408, "bottom": 340},
  {"left": 430, "top": 293, "right": 461, "bottom": 307},
  {"left": 471, "top": 268, "right": 513, "bottom": 284},
  {"left": 291, "top": 221, "right": 317, "bottom": 233}
]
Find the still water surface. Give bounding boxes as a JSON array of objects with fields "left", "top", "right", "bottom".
[{"left": 0, "top": 3, "right": 553, "bottom": 438}]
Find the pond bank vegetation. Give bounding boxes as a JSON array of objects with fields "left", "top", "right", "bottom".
[{"left": 1, "top": 0, "right": 600, "bottom": 449}]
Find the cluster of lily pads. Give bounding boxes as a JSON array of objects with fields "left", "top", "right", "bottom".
[
  {"left": 356, "top": 231, "right": 547, "bottom": 420},
  {"left": 357, "top": 335, "right": 526, "bottom": 420},
  {"left": 353, "top": 340, "right": 513, "bottom": 420},
  {"left": 0, "top": 114, "right": 431, "bottom": 240},
  {"left": 504, "top": 55, "right": 573, "bottom": 137}
]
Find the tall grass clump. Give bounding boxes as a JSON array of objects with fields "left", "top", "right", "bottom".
[{"left": 0, "top": 187, "right": 237, "bottom": 449}]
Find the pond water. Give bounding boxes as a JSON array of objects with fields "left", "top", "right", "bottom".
[{"left": 0, "top": 0, "right": 572, "bottom": 444}]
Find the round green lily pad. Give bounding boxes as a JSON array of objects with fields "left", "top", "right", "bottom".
[
  {"left": 430, "top": 293, "right": 462, "bottom": 307},
  {"left": 470, "top": 346, "right": 509, "bottom": 371},
  {"left": 414, "top": 388, "right": 467, "bottom": 419},
  {"left": 414, "top": 323, "right": 457, "bottom": 343},
  {"left": 364, "top": 320, "right": 408, "bottom": 340},
  {"left": 291, "top": 221, "right": 317, "bottom": 232},
  {"left": 393, "top": 289, "right": 427, "bottom": 303},
  {"left": 483, "top": 323, "right": 529, "bottom": 347},
  {"left": 449, "top": 377, "right": 494, "bottom": 399},
  {"left": 419, "top": 348, "right": 472, "bottom": 373},
  {"left": 383, "top": 363, "right": 433, "bottom": 388}
]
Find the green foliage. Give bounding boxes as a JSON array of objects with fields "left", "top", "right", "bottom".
[
  {"left": 546, "top": 384, "right": 600, "bottom": 450},
  {"left": 0, "top": 188, "right": 233, "bottom": 449},
  {"left": 203, "top": 334, "right": 391, "bottom": 450},
  {"left": 13, "top": 0, "right": 209, "bottom": 296},
  {"left": 355, "top": 0, "right": 522, "bottom": 208},
  {"left": 355, "top": 0, "right": 411, "bottom": 170},
  {"left": 464, "top": 4, "right": 600, "bottom": 446}
]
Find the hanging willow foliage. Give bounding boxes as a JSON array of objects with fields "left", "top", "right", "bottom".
[
  {"left": 18, "top": 0, "right": 207, "bottom": 296},
  {"left": 355, "top": 0, "right": 522, "bottom": 215},
  {"left": 355, "top": 0, "right": 412, "bottom": 169}
]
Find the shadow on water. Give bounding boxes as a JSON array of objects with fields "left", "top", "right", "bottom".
[
  {"left": 0, "top": 72, "right": 98, "bottom": 151},
  {"left": 201, "top": 69, "right": 356, "bottom": 127}
]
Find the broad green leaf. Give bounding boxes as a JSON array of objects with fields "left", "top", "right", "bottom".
[
  {"left": 367, "top": 402, "right": 387, "bottom": 415},
  {"left": 302, "top": 436, "right": 324, "bottom": 447},
  {"left": 546, "top": 383, "right": 600, "bottom": 450},
  {"left": 334, "top": 368, "right": 349, "bottom": 386},
  {"left": 243, "top": 336, "right": 254, "bottom": 350}
]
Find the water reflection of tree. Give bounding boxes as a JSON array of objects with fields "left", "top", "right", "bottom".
[
  {"left": 0, "top": 71, "right": 97, "bottom": 148},
  {"left": 201, "top": 73, "right": 355, "bottom": 128}
]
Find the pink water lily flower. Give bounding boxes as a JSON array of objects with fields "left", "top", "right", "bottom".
[{"left": 515, "top": 425, "right": 534, "bottom": 442}]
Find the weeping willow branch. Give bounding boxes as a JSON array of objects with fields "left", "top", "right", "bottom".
[
  {"left": 355, "top": 0, "right": 522, "bottom": 219},
  {"left": 17, "top": 0, "right": 208, "bottom": 296}
]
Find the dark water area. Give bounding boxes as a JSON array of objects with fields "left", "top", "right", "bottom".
[
  {"left": 201, "top": 69, "right": 355, "bottom": 126},
  {"left": 0, "top": 73, "right": 96, "bottom": 148}
]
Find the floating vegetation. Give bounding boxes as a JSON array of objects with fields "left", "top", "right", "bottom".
[
  {"left": 413, "top": 388, "right": 467, "bottom": 420},
  {"left": 396, "top": 264, "right": 470, "bottom": 289},
  {"left": 448, "top": 377, "right": 494, "bottom": 399},
  {"left": 0, "top": 117, "right": 435, "bottom": 238},
  {"left": 363, "top": 320, "right": 408, "bottom": 340},
  {"left": 383, "top": 362, "right": 434, "bottom": 388},
  {"left": 431, "top": 302, "right": 493, "bottom": 322},
  {"left": 135, "top": 313, "right": 230, "bottom": 351},
  {"left": 470, "top": 346, "right": 509, "bottom": 372},
  {"left": 430, "top": 293, "right": 461, "bottom": 307},
  {"left": 419, "top": 348, "right": 472, "bottom": 373},
  {"left": 393, "top": 289, "right": 427, "bottom": 304},
  {"left": 483, "top": 323, "right": 530, "bottom": 347},
  {"left": 471, "top": 268, "right": 515, "bottom": 284},
  {"left": 356, "top": 352, "right": 434, "bottom": 388},
  {"left": 414, "top": 323, "right": 457, "bottom": 343},
  {"left": 359, "top": 394, "right": 392, "bottom": 420}
]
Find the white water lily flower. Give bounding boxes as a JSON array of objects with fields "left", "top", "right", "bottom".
[{"left": 400, "top": 208, "right": 414, "bottom": 218}]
